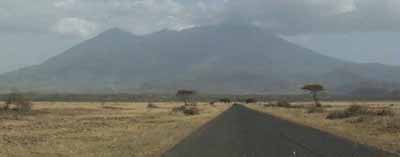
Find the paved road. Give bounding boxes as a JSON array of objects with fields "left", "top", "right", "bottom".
[{"left": 164, "top": 104, "right": 397, "bottom": 157}]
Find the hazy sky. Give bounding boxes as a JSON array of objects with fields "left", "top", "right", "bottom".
[{"left": 0, "top": 0, "right": 399, "bottom": 73}]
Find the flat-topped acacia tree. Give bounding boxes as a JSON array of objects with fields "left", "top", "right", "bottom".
[
  {"left": 302, "top": 84, "right": 325, "bottom": 107},
  {"left": 176, "top": 90, "right": 197, "bottom": 106}
]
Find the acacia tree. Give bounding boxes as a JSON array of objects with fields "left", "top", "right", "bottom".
[
  {"left": 176, "top": 90, "right": 196, "bottom": 106},
  {"left": 302, "top": 84, "right": 325, "bottom": 107}
]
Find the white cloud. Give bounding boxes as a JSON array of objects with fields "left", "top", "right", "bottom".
[
  {"left": 337, "top": 0, "right": 356, "bottom": 14},
  {"left": 53, "top": 0, "right": 77, "bottom": 9},
  {"left": 52, "top": 17, "right": 98, "bottom": 37},
  {"left": 222, "top": 0, "right": 400, "bottom": 34},
  {"left": 2, "top": 0, "right": 400, "bottom": 35},
  {"left": 134, "top": 0, "right": 184, "bottom": 14},
  {"left": 49, "top": 0, "right": 193, "bottom": 34},
  {"left": 306, "top": 0, "right": 356, "bottom": 14}
]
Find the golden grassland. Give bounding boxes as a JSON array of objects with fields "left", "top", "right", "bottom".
[
  {"left": 247, "top": 101, "right": 400, "bottom": 155},
  {"left": 0, "top": 102, "right": 230, "bottom": 157}
]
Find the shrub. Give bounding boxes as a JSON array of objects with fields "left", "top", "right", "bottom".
[
  {"left": 373, "top": 108, "right": 395, "bottom": 116},
  {"left": 326, "top": 110, "right": 351, "bottom": 119},
  {"left": 172, "top": 106, "right": 200, "bottom": 116},
  {"left": 245, "top": 98, "right": 257, "bottom": 104},
  {"left": 172, "top": 106, "right": 186, "bottom": 113},
  {"left": 344, "top": 105, "right": 394, "bottom": 116},
  {"left": 147, "top": 103, "right": 159, "bottom": 109},
  {"left": 219, "top": 98, "right": 231, "bottom": 103},
  {"left": 306, "top": 107, "right": 325, "bottom": 114},
  {"left": 327, "top": 105, "right": 395, "bottom": 120},
  {"left": 326, "top": 105, "right": 365, "bottom": 119},
  {"left": 277, "top": 100, "right": 291, "bottom": 108},
  {"left": 345, "top": 105, "right": 368, "bottom": 115},
  {"left": 102, "top": 106, "right": 125, "bottom": 110},
  {"left": 183, "top": 107, "right": 200, "bottom": 116}
]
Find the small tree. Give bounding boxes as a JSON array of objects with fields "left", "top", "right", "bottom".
[
  {"left": 302, "top": 84, "right": 324, "bottom": 107},
  {"left": 176, "top": 90, "right": 196, "bottom": 106},
  {"left": 4, "top": 92, "right": 32, "bottom": 112},
  {"left": 245, "top": 98, "right": 257, "bottom": 104}
]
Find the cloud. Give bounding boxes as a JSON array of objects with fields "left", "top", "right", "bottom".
[
  {"left": 53, "top": 0, "right": 77, "bottom": 9},
  {"left": 50, "top": 0, "right": 197, "bottom": 34},
  {"left": 52, "top": 17, "right": 98, "bottom": 37},
  {"left": 220, "top": 0, "right": 400, "bottom": 34},
  {"left": 1, "top": 0, "right": 400, "bottom": 36},
  {"left": 0, "top": 0, "right": 58, "bottom": 33}
]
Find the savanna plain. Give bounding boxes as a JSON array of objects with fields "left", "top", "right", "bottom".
[
  {"left": 0, "top": 102, "right": 229, "bottom": 157},
  {"left": 1, "top": 100, "right": 400, "bottom": 157}
]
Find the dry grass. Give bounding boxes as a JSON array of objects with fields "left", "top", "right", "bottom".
[
  {"left": 248, "top": 101, "right": 400, "bottom": 155},
  {"left": 0, "top": 102, "right": 230, "bottom": 157}
]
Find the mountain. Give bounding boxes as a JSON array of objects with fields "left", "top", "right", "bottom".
[{"left": 0, "top": 24, "right": 400, "bottom": 94}]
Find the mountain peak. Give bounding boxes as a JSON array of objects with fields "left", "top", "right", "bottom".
[
  {"left": 95, "top": 28, "right": 138, "bottom": 39},
  {"left": 89, "top": 28, "right": 141, "bottom": 43}
]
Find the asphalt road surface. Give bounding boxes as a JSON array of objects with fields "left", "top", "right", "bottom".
[{"left": 164, "top": 104, "right": 397, "bottom": 157}]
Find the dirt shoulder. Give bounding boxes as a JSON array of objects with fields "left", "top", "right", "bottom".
[
  {"left": 0, "top": 102, "right": 230, "bottom": 157},
  {"left": 247, "top": 101, "right": 400, "bottom": 155}
]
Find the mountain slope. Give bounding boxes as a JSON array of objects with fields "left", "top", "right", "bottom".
[{"left": 0, "top": 25, "right": 399, "bottom": 94}]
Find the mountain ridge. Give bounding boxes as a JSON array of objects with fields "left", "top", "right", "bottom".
[{"left": 0, "top": 24, "right": 399, "bottom": 94}]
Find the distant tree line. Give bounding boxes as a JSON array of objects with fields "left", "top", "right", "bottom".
[{"left": 0, "top": 89, "right": 399, "bottom": 102}]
